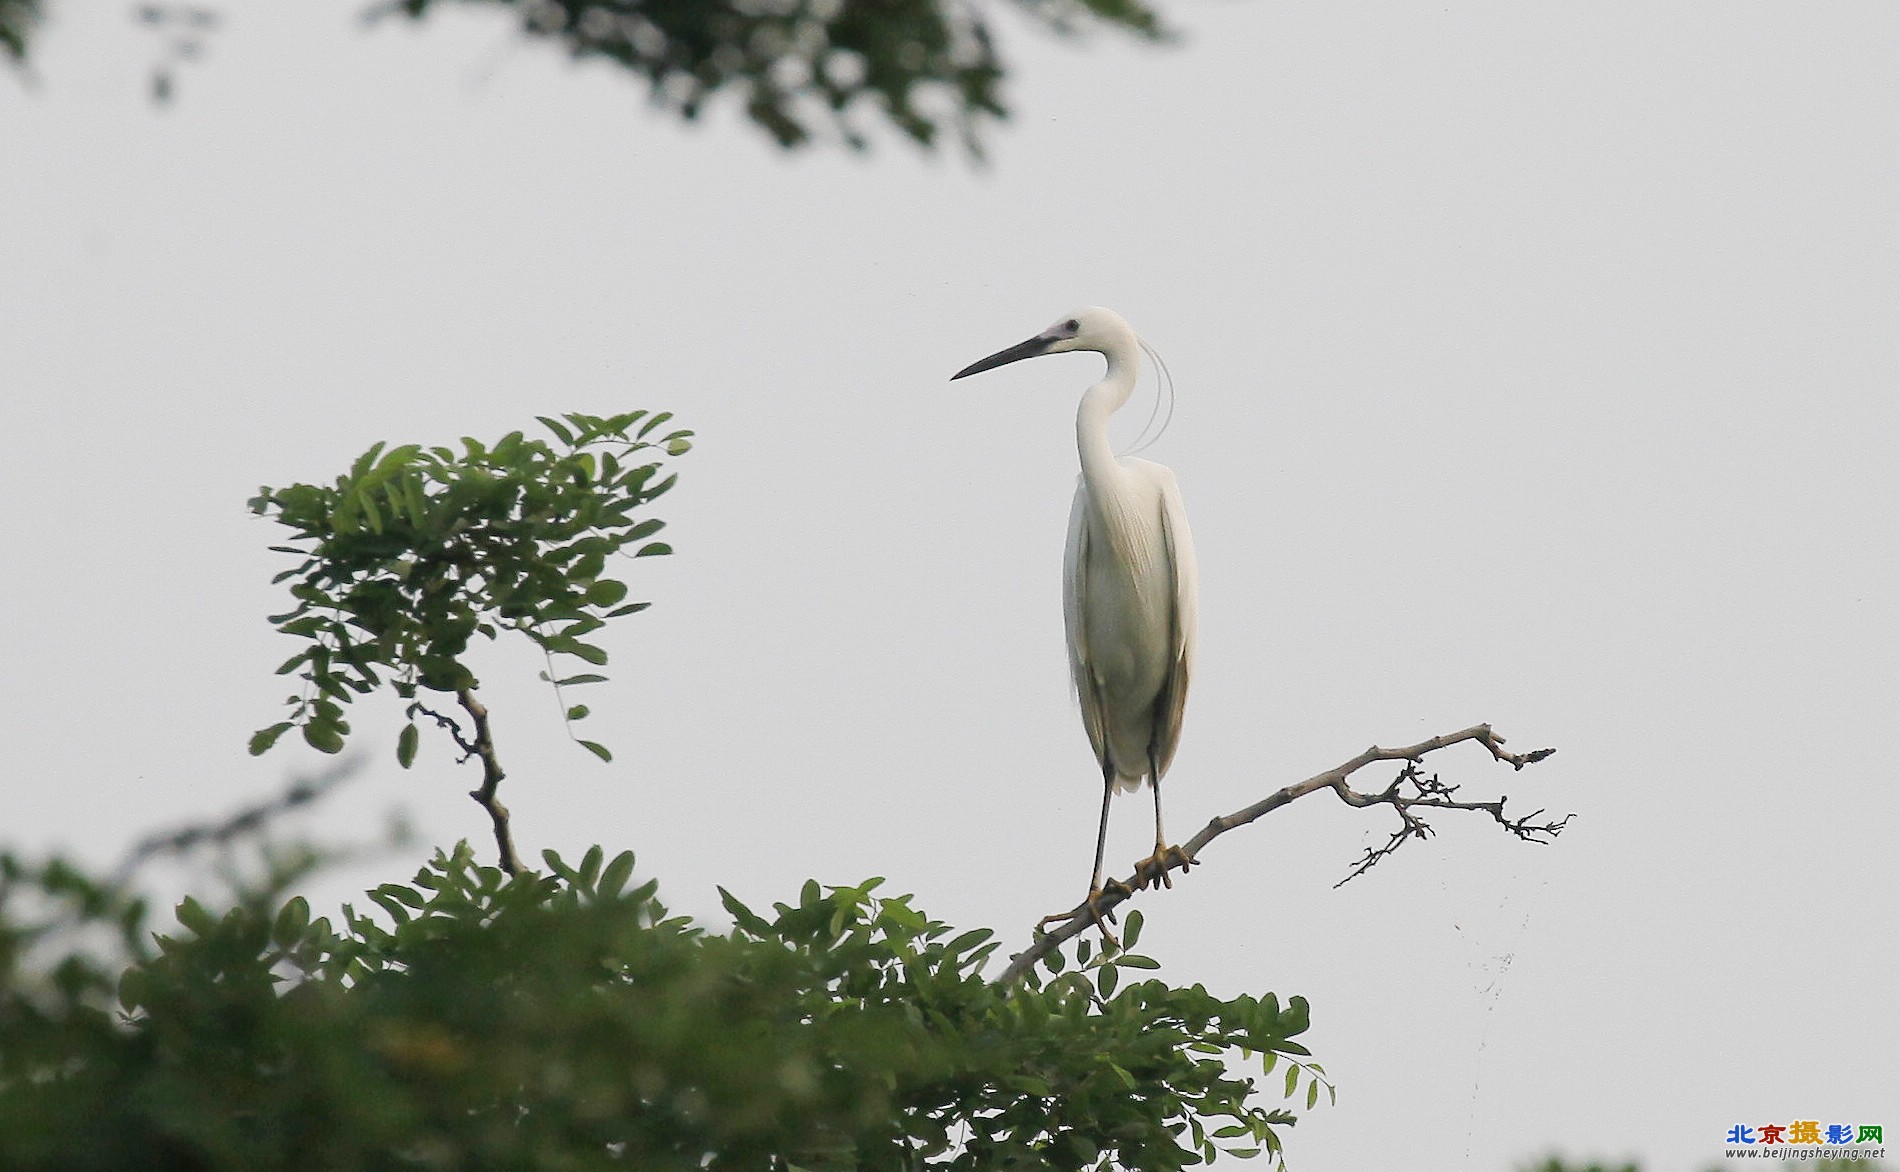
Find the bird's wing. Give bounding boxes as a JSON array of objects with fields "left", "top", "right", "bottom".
[
  {"left": 1062, "top": 477, "right": 1110, "bottom": 772},
  {"left": 1151, "top": 468, "right": 1198, "bottom": 778}
]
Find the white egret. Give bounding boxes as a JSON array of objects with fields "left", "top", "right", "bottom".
[{"left": 952, "top": 307, "right": 1199, "bottom": 918}]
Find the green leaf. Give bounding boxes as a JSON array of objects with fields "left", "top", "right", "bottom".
[
  {"left": 945, "top": 928, "right": 992, "bottom": 955},
  {"left": 565, "top": 705, "right": 590, "bottom": 721},
  {"left": 584, "top": 579, "right": 629, "bottom": 607},
  {"left": 564, "top": 641, "right": 609, "bottom": 666},
  {"left": 554, "top": 673, "right": 609, "bottom": 686},
  {"left": 303, "top": 719, "right": 345, "bottom": 754},
  {"left": 175, "top": 897, "right": 214, "bottom": 938},
  {"left": 399, "top": 472, "right": 428, "bottom": 527},
  {"left": 1097, "top": 964, "right": 1119, "bottom": 999},
  {"left": 272, "top": 897, "right": 310, "bottom": 948},
  {"left": 249, "top": 722, "right": 294, "bottom": 756},
  {"left": 598, "top": 851, "right": 635, "bottom": 899},
  {"left": 635, "top": 542, "right": 672, "bottom": 558},
  {"left": 118, "top": 966, "right": 147, "bottom": 1013},
  {"left": 1284, "top": 1063, "right": 1300, "bottom": 1098},
  {"left": 577, "top": 739, "right": 612, "bottom": 763},
  {"left": 396, "top": 721, "right": 419, "bottom": 768},
  {"left": 541, "top": 849, "right": 577, "bottom": 883},
  {"left": 718, "top": 886, "right": 772, "bottom": 936},
  {"left": 377, "top": 883, "right": 425, "bottom": 910},
  {"left": 1124, "top": 907, "right": 1144, "bottom": 948},
  {"left": 350, "top": 441, "right": 386, "bottom": 481},
  {"left": 372, "top": 443, "right": 420, "bottom": 475},
  {"left": 1306, "top": 1078, "right": 1319, "bottom": 1110},
  {"left": 369, "top": 889, "right": 413, "bottom": 925},
  {"left": 356, "top": 489, "right": 384, "bottom": 534}
]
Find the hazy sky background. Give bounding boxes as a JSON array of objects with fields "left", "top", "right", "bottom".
[{"left": 4, "top": 2, "right": 1896, "bottom": 1168}]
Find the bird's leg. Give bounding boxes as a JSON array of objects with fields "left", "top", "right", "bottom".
[
  {"left": 1089, "top": 764, "right": 1133, "bottom": 901},
  {"left": 1039, "top": 766, "right": 1127, "bottom": 940},
  {"left": 1085, "top": 766, "right": 1133, "bottom": 943},
  {"left": 1134, "top": 757, "right": 1197, "bottom": 890}
]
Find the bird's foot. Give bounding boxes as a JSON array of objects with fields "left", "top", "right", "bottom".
[
  {"left": 1033, "top": 909, "right": 1072, "bottom": 934},
  {"left": 1134, "top": 843, "right": 1198, "bottom": 890},
  {"left": 1086, "top": 883, "right": 1126, "bottom": 947},
  {"left": 1034, "top": 881, "right": 1131, "bottom": 946}
]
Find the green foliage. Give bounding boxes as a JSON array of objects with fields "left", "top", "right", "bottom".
[
  {"left": 0, "top": 844, "right": 1322, "bottom": 1170},
  {"left": 9, "top": 0, "right": 1172, "bottom": 153},
  {"left": 0, "top": 0, "right": 35, "bottom": 61},
  {"left": 6, "top": 390, "right": 1336, "bottom": 1168},
  {"left": 248, "top": 411, "right": 690, "bottom": 766},
  {"left": 382, "top": 0, "right": 1168, "bottom": 154}
]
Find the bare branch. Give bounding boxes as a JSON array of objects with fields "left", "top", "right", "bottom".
[
  {"left": 1333, "top": 762, "right": 1572, "bottom": 886},
  {"left": 457, "top": 686, "right": 522, "bottom": 876},
  {"left": 108, "top": 759, "right": 355, "bottom": 889},
  {"left": 412, "top": 701, "right": 479, "bottom": 760},
  {"left": 998, "top": 724, "right": 1561, "bottom": 986}
]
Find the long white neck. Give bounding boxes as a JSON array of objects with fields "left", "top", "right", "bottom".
[{"left": 1075, "top": 336, "right": 1141, "bottom": 490}]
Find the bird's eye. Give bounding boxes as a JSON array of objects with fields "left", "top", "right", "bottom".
[{"left": 1065, "top": 319, "right": 1079, "bottom": 333}]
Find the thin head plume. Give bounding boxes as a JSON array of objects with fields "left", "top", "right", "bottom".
[{"left": 1121, "top": 335, "right": 1177, "bottom": 456}]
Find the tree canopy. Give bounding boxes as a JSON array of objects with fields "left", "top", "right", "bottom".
[
  {"left": 0, "top": 410, "right": 1337, "bottom": 1170},
  {"left": 0, "top": 841, "right": 1320, "bottom": 1169},
  {"left": 0, "top": 390, "right": 1580, "bottom": 1167},
  {"left": 3, "top": 0, "right": 1170, "bottom": 153}
]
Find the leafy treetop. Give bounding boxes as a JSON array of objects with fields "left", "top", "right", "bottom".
[
  {"left": 379, "top": 0, "right": 1168, "bottom": 154},
  {"left": 0, "top": 842, "right": 1327, "bottom": 1170},
  {"left": 3, "top": 0, "right": 1171, "bottom": 154},
  {"left": 249, "top": 411, "right": 691, "bottom": 768}
]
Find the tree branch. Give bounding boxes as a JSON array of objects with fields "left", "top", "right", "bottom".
[
  {"left": 997, "top": 723, "right": 1560, "bottom": 987},
  {"left": 107, "top": 759, "right": 355, "bottom": 889},
  {"left": 1331, "top": 760, "right": 1571, "bottom": 886},
  {"left": 412, "top": 700, "right": 479, "bottom": 760},
  {"left": 456, "top": 686, "right": 521, "bottom": 875}
]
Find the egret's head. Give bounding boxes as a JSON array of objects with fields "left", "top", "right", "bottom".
[{"left": 951, "top": 306, "right": 1137, "bottom": 380}]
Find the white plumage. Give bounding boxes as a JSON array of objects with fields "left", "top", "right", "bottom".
[{"left": 952, "top": 306, "right": 1198, "bottom": 903}]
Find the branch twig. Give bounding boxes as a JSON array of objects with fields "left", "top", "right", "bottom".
[
  {"left": 107, "top": 759, "right": 356, "bottom": 889},
  {"left": 1333, "top": 762, "right": 1571, "bottom": 886},
  {"left": 412, "top": 701, "right": 479, "bottom": 760},
  {"left": 997, "top": 723, "right": 1560, "bottom": 986},
  {"left": 456, "top": 686, "right": 521, "bottom": 875}
]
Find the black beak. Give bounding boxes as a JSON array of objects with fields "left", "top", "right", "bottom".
[{"left": 950, "top": 334, "right": 1057, "bottom": 380}]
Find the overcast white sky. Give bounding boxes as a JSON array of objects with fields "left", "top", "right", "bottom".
[{"left": 3, "top": 2, "right": 1896, "bottom": 1168}]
